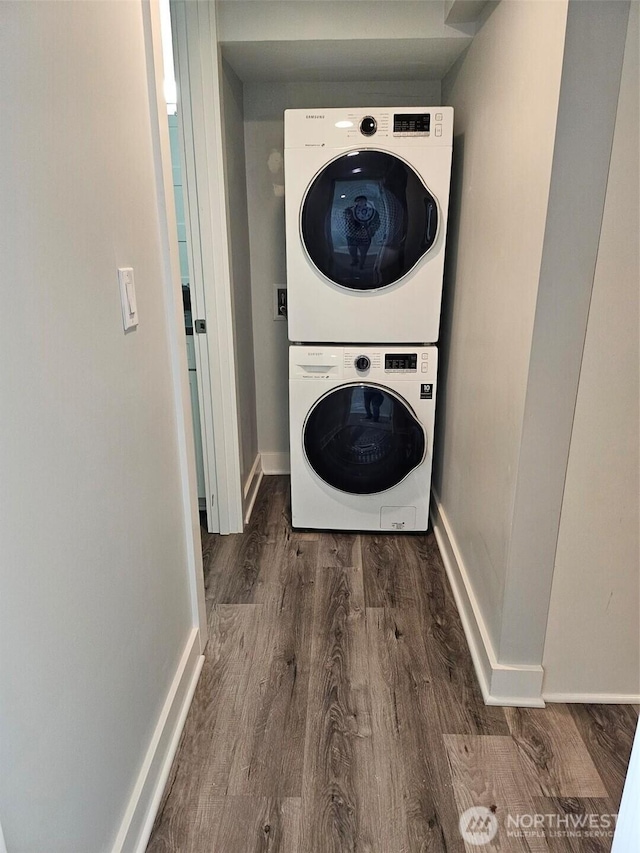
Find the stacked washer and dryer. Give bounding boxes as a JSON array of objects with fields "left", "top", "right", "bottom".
[{"left": 284, "top": 107, "right": 453, "bottom": 531}]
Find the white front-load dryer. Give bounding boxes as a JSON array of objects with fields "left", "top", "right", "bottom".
[
  {"left": 289, "top": 345, "right": 437, "bottom": 531},
  {"left": 285, "top": 107, "right": 453, "bottom": 344}
]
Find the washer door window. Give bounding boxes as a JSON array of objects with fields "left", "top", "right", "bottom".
[
  {"left": 301, "top": 150, "right": 438, "bottom": 291},
  {"left": 303, "top": 384, "right": 425, "bottom": 495}
]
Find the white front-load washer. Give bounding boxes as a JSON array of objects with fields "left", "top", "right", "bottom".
[
  {"left": 285, "top": 107, "right": 453, "bottom": 344},
  {"left": 289, "top": 345, "right": 437, "bottom": 531}
]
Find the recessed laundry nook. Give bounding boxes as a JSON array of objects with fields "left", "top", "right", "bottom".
[
  {"left": 172, "top": 0, "right": 638, "bottom": 698},
  {"left": 1, "top": 1, "right": 636, "bottom": 851}
]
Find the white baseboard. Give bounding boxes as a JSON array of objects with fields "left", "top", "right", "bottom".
[
  {"left": 112, "top": 627, "right": 205, "bottom": 853},
  {"left": 260, "top": 451, "right": 290, "bottom": 475},
  {"left": 243, "top": 453, "right": 263, "bottom": 525},
  {"left": 544, "top": 692, "right": 640, "bottom": 704},
  {"left": 430, "top": 493, "right": 545, "bottom": 708}
]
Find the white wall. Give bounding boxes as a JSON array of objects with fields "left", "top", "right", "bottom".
[
  {"left": 218, "top": 1, "right": 465, "bottom": 43},
  {"left": 243, "top": 80, "right": 441, "bottom": 467},
  {"left": 0, "top": 2, "right": 195, "bottom": 849},
  {"left": 437, "top": 0, "right": 568, "bottom": 652},
  {"left": 436, "top": 0, "right": 632, "bottom": 704},
  {"left": 542, "top": 1, "right": 639, "bottom": 700},
  {"left": 221, "top": 58, "right": 259, "bottom": 489}
]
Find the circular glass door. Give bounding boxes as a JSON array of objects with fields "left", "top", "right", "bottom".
[
  {"left": 303, "top": 384, "right": 425, "bottom": 495},
  {"left": 301, "top": 149, "right": 438, "bottom": 291}
]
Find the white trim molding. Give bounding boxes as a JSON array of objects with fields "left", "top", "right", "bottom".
[
  {"left": 172, "top": 0, "right": 245, "bottom": 534},
  {"left": 544, "top": 692, "right": 640, "bottom": 705},
  {"left": 243, "top": 453, "right": 263, "bottom": 525},
  {"left": 112, "top": 628, "right": 204, "bottom": 853},
  {"left": 431, "top": 493, "right": 545, "bottom": 708},
  {"left": 260, "top": 452, "right": 291, "bottom": 475},
  {"left": 142, "top": 0, "right": 208, "bottom": 646}
]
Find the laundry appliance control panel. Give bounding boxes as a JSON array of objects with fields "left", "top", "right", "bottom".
[{"left": 285, "top": 107, "right": 453, "bottom": 148}]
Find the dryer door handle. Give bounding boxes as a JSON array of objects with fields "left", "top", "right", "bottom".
[{"left": 424, "top": 200, "right": 436, "bottom": 245}]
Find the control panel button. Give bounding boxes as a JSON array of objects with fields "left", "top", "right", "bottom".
[
  {"left": 435, "top": 112, "right": 443, "bottom": 121},
  {"left": 360, "top": 116, "right": 377, "bottom": 136},
  {"left": 421, "top": 363, "right": 429, "bottom": 373},
  {"left": 435, "top": 125, "right": 442, "bottom": 137}
]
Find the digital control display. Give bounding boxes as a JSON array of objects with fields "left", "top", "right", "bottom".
[
  {"left": 385, "top": 353, "right": 417, "bottom": 371},
  {"left": 393, "top": 113, "right": 430, "bottom": 133}
]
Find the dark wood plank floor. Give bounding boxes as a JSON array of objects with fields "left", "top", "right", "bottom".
[{"left": 147, "top": 476, "right": 637, "bottom": 852}]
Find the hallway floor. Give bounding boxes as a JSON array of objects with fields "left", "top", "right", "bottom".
[{"left": 147, "top": 476, "right": 637, "bottom": 852}]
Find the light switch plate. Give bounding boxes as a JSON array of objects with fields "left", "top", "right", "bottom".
[{"left": 118, "top": 267, "right": 138, "bottom": 330}]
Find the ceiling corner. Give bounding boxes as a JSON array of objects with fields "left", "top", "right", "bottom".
[{"left": 445, "top": 0, "right": 489, "bottom": 26}]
